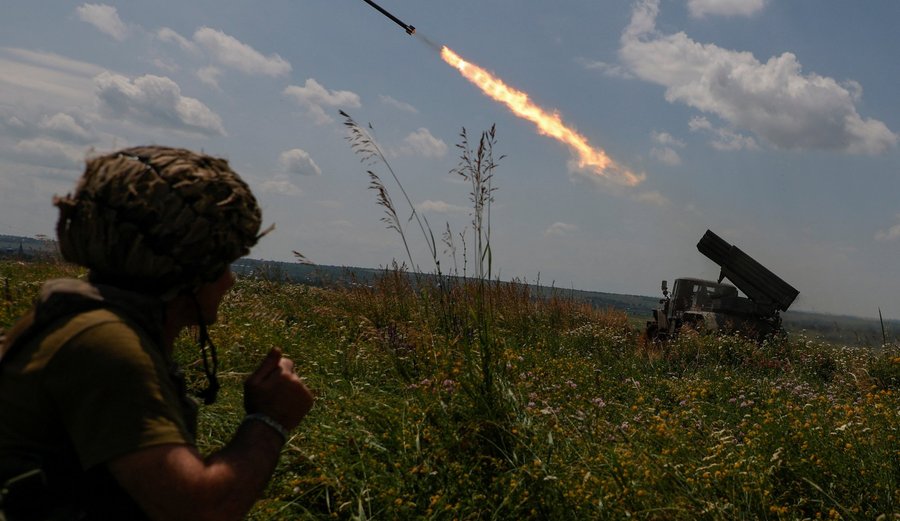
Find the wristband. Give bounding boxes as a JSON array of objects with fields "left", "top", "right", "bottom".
[{"left": 242, "top": 413, "right": 290, "bottom": 443}]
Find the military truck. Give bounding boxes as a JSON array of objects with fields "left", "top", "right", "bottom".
[{"left": 646, "top": 230, "right": 799, "bottom": 342}]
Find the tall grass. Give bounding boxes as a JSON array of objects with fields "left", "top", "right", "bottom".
[
  {"left": 2, "top": 257, "right": 898, "bottom": 519},
  {"left": 341, "top": 111, "right": 509, "bottom": 418},
  {"left": 1, "top": 116, "right": 898, "bottom": 518}
]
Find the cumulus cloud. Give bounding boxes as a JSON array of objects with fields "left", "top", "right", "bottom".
[
  {"left": 279, "top": 148, "right": 321, "bottom": 176},
  {"left": 650, "top": 146, "right": 681, "bottom": 165},
  {"left": 38, "top": 113, "right": 96, "bottom": 144},
  {"left": 12, "top": 138, "right": 85, "bottom": 170},
  {"left": 283, "top": 79, "right": 361, "bottom": 125},
  {"left": 416, "top": 200, "right": 468, "bottom": 214},
  {"left": 650, "top": 130, "right": 684, "bottom": 165},
  {"left": 379, "top": 95, "right": 418, "bottom": 113},
  {"left": 544, "top": 222, "right": 578, "bottom": 237},
  {"left": 76, "top": 4, "right": 128, "bottom": 41},
  {"left": 689, "top": 116, "right": 758, "bottom": 151},
  {"left": 875, "top": 215, "right": 900, "bottom": 242},
  {"left": 687, "top": 0, "right": 766, "bottom": 18},
  {"left": 651, "top": 131, "right": 684, "bottom": 148},
  {"left": 157, "top": 28, "right": 198, "bottom": 54},
  {"left": 156, "top": 27, "right": 290, "bottom": 83},
  {"left": 94, "top": 72, "right": 225, "bottom": 136},
  {"left": 193, "top": 27, "right": 291, "bottom": 77},
  {"left": 0, "top": 109, "right": 96, "bottom": 145},
  {"left": 399, "top": 128, "right": 447, "bottom": 158},
  {"left": 620, "top": 0, "right": 898, "bottom": 155}
]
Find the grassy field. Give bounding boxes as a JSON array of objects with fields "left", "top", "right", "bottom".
[
  {"left": 1, "top": 259, "right": 898, "bottom": 520},
  {"left": 2, "top": 122, "right": 898, "bottom": 520}
]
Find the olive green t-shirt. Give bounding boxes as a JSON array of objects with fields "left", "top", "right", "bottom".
[{"left": 0, "top": 308, "right": 196, "bottom": 474}]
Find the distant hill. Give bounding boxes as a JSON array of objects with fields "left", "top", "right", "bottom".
[
  {"left": 0, "top": 234, "right": 58, "bottom": 257},
  {"left": 2, "top": 234, "right": 896, "bottom": 346},
  {"left": 232, "top": 258, "right": 898, "bottom": 347}
]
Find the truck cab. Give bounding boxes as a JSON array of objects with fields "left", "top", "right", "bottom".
[
  {"left": 670, "top": 278, "right": 738, "bottom": 313},
  {"left": 649, "top": 278, "right": 740, "bottom": 340}
]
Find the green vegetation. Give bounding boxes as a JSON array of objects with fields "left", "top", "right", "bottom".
[
  {"left": 2, "top": 259, "right": 898, "bottom": 520},
  {"left": 2, "top": 121, "right": 897, "bottom": 520}
]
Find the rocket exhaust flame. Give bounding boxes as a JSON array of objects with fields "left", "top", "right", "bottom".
[
  {"left": 440, "top": 46, "right": 644, "bottom": 187},
  {"left": 355, "top": 0, "right": 641, "bottom": 187}
]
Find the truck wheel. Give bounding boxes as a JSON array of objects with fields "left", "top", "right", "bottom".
[{"left": 645, "top": 323, "right": 659, "bottom": 343}]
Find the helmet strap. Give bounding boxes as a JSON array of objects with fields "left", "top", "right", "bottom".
[{"left": 191, "top": 295, "right": 220, "bottom": 405}]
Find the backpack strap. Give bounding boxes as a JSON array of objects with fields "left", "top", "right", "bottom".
[{"left": 0, "top": 302, "right": 108, "bottom": 369}]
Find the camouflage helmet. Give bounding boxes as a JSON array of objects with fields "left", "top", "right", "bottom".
[{"left": 55, "top": 146, "right": 266, "bottom": 298}]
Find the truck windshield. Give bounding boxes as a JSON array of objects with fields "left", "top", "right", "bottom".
[{"left": 673, "top": 280, "right": 736, "bottom": 311}]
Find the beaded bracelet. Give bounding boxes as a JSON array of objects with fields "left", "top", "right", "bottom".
[{"left": 242, "top": 413, "right": 289, "bottom": 443}]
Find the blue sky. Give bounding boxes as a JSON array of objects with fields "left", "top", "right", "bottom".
[{"left": 1, "top": 0, "right": 898, "bottom": 318}]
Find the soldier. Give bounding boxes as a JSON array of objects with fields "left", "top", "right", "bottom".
[{"left": 0, "top": 146, "right": 314, "bottom": 520}]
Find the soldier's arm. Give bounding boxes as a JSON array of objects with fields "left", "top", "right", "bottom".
[{"left": 109, "top": 349, "right": 314, "bottom": 521}]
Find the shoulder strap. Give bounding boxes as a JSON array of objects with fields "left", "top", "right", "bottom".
[{"left": 0, "top": 302, "right": 108, "bottom": 369}]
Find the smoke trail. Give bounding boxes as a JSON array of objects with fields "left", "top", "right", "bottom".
[{"left": 440, "top": 46, "right": 644, "bottom": 187}]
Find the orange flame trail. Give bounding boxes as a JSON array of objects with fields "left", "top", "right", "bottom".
[{"left": 441, "top": 46, "right": 643, "bottom": 187}]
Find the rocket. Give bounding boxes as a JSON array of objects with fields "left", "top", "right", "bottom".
[{"left": 361, "top": 0, "right": 415, "bottom": 35}]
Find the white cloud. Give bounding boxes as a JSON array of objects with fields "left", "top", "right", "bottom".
[
  {"left": 875, "top": 215, "right": 900, "bottom": 242},
  {"left": 0, "top": 48, "right": 102, "bottom": 107},
  {"left": 650, "top": 131, "right": 684, "bottom": 164},
  {"left": 651, "top": 131, "right": 684, "bottom": 147},
  {"left": 1, "top": 47, "right": 107, "bottom": 77},
  {"left": 399, "top": 128, "right": 447, "bottom": 158},
  {"left": 12, "top": 138, "right": 86, "bottom": 170},
  {"left": 620, "top": 0, "right": 898, "bottom": 155},
  {"left": 687, "top": 0, "right": 766, "bottom": 18},
  {"left": 196, "top": 66, "right": 223, "bottom": 89},
  {"left": 379, "top": 95, "right": 418, "bottom": 114},
  {"left": 76, "top": 4, "right": 128, "bottom": 41},
  {"left": 283, "top": 79, "right": 361, "bottom": 125},
  {"left": 416, "top": 200, "right": 468, "bottom": 214},
  {"left": 0, "top": 109, "right": 96, "bottom": 146},
  {"left": 279, "top": 148, "right": 321, "bottom": 176},
  {"left": 689, "top": 116, "right": 759, "bottom": 151},
  {"left": 577, "top": 59, "right": 634, "bottom": 80},
  {"left": 157, "top": 28, "right": 198, "bottom": 54},
  {"left": 651, "top": 147, "right": 681, "bottom": 165},
  {"left": 38, "top": 113, "right": 95, "bottom": 144},
  {"left": 193, "top": 27, "right": 291, "bottom": 77},
  {"left": 94, "top": 72, "right": 226, "bottom": 136},
  {"left": 152, "top": 58, "right": 180, "bottom": 73},
  {"left": 259, "top": 177, "right": 303, "bottom": 197},
  {"left": 544, "top": 222, "right": 578, "bottom": 237}
]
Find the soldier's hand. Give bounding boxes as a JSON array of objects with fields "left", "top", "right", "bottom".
[{"left": 243, "top": 348, "right": 314, "bottom": 431}]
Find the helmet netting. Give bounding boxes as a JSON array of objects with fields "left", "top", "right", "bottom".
[{"left": 55, "top": 146, "right": 264, "bottom": 297}]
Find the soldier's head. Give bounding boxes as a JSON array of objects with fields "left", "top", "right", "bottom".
[{"left": 55, "top": 145, "right": 266, "bottom": 300}]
